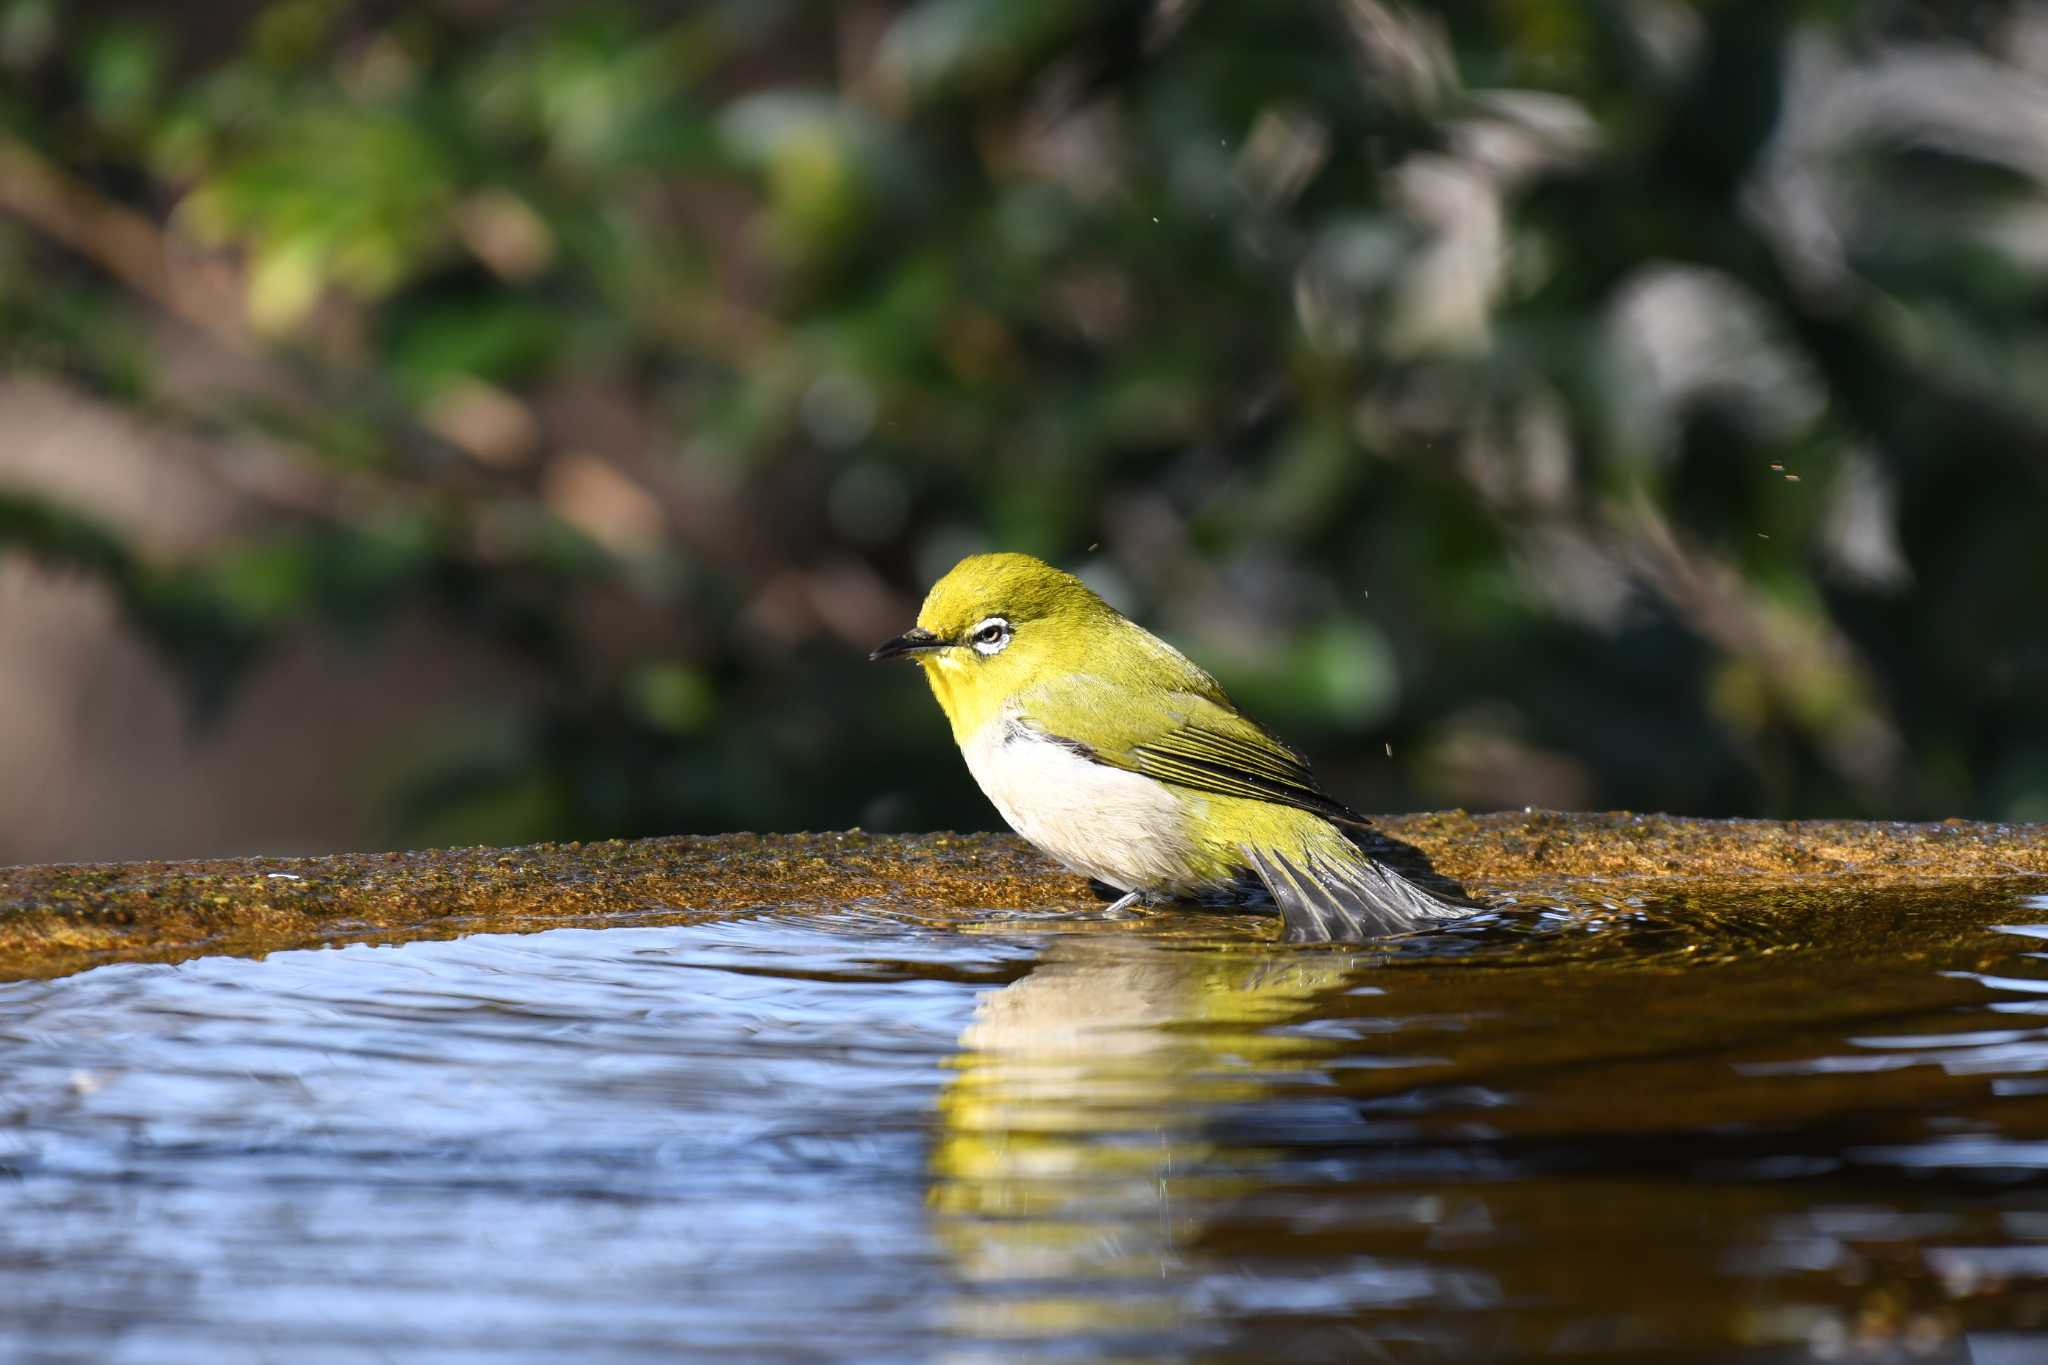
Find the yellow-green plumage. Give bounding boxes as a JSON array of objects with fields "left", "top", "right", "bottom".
[{"left": 872, "top": 553, "right": 1469, "bottom": 941}]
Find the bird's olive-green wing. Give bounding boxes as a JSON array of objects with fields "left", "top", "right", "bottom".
[
  {"left": 1016, "top": 675, "right": 1366, "bottom": 827},
  {"left": 1132, "top": 715, "right": 1365, "bottom": 824}
]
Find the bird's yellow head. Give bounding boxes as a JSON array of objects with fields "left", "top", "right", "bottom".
[{"left": 870, "top": 553, "right": 1116, "bottom": 741}]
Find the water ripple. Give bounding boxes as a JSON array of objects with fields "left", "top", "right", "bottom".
[{"left": 5, "top": 887, "right": 2048, "bottom": 1360}]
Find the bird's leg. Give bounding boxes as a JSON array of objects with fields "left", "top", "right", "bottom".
[{"left": 1101, "top": 889, "right": 1145, "bottom": 916}]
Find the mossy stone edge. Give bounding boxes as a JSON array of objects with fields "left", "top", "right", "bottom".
[{"left": 4, "top": 812, "right": 2046, "bottom": 981}]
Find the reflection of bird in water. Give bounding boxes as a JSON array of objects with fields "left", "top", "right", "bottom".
[{"left": 926, "top": 933, "right": 1361, "bottom": 1344}]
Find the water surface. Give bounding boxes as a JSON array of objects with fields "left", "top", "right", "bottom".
[{"left": 7, "top": 886, "right": 2048, "bottom": 1361}]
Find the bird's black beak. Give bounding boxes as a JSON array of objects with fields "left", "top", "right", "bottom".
[{"left": 869, "top": 627, "right": 943, "bottom": 662}]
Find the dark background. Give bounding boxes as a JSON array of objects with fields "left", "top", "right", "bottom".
[{"left": 2, "top": 0, "right": 2045, "bottom": 864}]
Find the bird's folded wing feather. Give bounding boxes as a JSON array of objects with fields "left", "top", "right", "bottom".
[{"left": 1016, "top": 674, "right": 1365, "bottom": 827}]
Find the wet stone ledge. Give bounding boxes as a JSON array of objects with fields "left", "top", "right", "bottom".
[{"left": 3, "top": 812, "right": 2048, "bottom": 981}]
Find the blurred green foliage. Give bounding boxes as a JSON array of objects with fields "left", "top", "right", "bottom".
[{"left": 3, "top": 0, "right": 2048, "bottom": 847}]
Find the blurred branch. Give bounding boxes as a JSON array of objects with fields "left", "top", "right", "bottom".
[
  {"left": 0, "top": 134, "right": 251, "bottom": 353},
  {"left": 0, "top": 488, "right": 138, "bottom": 583},
  {"left": 1606, "top": 496, "right": 1905, "bottom": 801}
]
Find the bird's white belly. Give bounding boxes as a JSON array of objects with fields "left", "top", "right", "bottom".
[{"left": 961, "top": 718, "right": 1200, "bottom": 893}]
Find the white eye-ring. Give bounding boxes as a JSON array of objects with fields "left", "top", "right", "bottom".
[{"left": 967, "top": 616, "right": 1013, "bottom": 655}]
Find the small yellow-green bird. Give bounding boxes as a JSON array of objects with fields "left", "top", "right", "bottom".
[{"left": 870, "top": 552, "right": 1471, "bottom": 941}]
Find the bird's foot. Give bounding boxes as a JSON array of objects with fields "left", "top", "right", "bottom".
[{"left": 1100, "top": 890, "right": 1146, "bottom": 917}]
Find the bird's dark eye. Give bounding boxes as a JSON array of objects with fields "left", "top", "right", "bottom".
[{"left": 967, "top": 617, "right": 1013, "bottom": 654}]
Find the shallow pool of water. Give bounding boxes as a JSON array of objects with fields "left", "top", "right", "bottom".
[{"left": 8, "top": 885, "right": 2048, "bottom": 1362}]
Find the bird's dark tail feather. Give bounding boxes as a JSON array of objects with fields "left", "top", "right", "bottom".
[{"left": 1241, "top": 843, "right": 1473, "bottom": 943}]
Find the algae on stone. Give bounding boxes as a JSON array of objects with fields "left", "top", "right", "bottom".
[{"left": 4, "top": 814, "right": 2048, "bottom": 980}]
